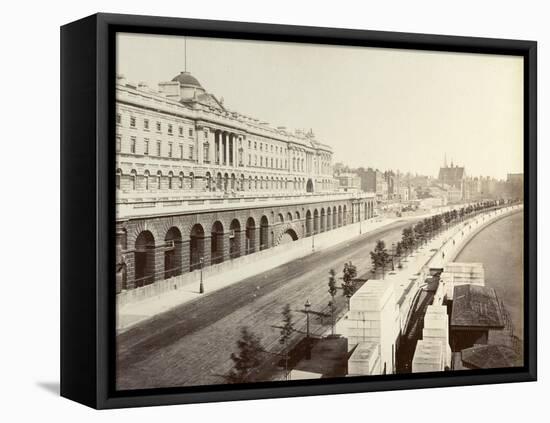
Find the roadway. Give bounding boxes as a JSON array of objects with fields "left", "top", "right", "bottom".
[{"left": 116, "top": 218, "right": 420, "bottom": 390}]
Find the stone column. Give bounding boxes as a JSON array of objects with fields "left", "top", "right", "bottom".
[
  {"left": 222, "top": 232, "right": 230, "bottom": 263},
  {"left": 215, "top": 132, "right": 219, "bottom": 164},
  {"left": 203, "top": 235, "right": 212, "bottom": 268},
  {"left": 197, "top": 126, "right": 203, "bottom": 165},
  {"left": 181, "top": 238, "right": 190, "bottom": 275},
  {"left": 224, "top": 133, "right": 229, "bottom": 166},
  {"left": 238, "top": 230, "right": 246, "bottom": 258},
  {"left": 153, "top": 247, "right": 164, "bottom": 282}
]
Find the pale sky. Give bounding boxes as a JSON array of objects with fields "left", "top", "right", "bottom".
[{"left": 117, "top": 33, "right": 524, "bottom": 180}]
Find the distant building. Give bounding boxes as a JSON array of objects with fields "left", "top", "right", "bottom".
[
  {"left": 437, "top": 159, "right": 466, "bottom": 202},
  {"left": 360, "top": 168, "right": 388, "bottom": 201},
  {"left": 336, "top": 172, "right": 362, "bottom": 192},
  {"left": 398, "top": 186, "right": 410, "bottom": 202}
]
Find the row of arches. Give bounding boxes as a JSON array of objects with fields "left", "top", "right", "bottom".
[
  {"left": 304, "top": 205, "right": 347, "bottom": 236},
  {"left": 128, "top": 216, "right": 271, "bottom": 289},
  {"left": 121, "top": 200, "right": 369, "bottom": 290}
]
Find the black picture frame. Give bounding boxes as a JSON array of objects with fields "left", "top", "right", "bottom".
[{"left": 60, "top": 12, "right": 537, "bottom": 409}]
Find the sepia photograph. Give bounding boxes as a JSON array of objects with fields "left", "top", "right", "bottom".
[{"left": 114, "top": 32, "right": 525, "bottom": 391}]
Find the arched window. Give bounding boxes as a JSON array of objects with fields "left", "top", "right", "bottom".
[
  {"left": 168, "top": 171, "right": 173, "bottom": 189},
  {"left": 189, "top": 172, "right": 195, "bottom": 189},
  {"left": 130, "top": 170, "right": 137, "bottom": 191},
  {"left": 144, "top": 170, "right": 150, "bottom": 190},
  {"left": 157, "top": 171, "right": 162, "bottom": 190},
  {"left": 179, "top": 172, "right": 184, "bottom": 189}
]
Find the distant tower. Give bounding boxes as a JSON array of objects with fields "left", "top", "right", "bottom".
[{"left": 444, "top": 153, "right": 448, "bottom": 168}]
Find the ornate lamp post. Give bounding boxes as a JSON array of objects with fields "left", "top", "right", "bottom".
[
  {"left": 199, "top": 257, "right": 204, "bottom": 294},
  {"left": 304, "top": 299, "right": 311, "bottom": 339},
  {"left": 304, "top": 299, "right": 312, "bottom": 360}
]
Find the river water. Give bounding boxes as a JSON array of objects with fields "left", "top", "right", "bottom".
[{"left": 454, "top": 210, "right": 524, "bottom": 340}]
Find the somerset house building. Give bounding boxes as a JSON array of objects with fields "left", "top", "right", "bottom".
[{"left": 115, "top": 71, "right": 376, "bottom": 292}]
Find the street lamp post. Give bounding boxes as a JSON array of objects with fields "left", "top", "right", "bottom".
[
  {"left": 199, "top": 257, "right": 204, "bottom": 294},
  {"left": 304, "top": 299, "right": 312, "bottom": 360},
  {"left": 304, "top": 299, "right": 311, "bottom": 339},
  {"left": 391, "top": 242, "right": 396, "bottom": 271}
]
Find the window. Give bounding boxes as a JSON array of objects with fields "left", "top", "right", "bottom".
[
  {"left": 189, "top": 128, "right": 194, "bottom": 137},
  {"left": 168, "top": 173, "right": 173, "bottom": 189},
  {"left": 260, "top": 143, "right": 263, "bottom": 151},
  {"left": 116, "top": 114, "right": 121, "bottom": 125},
  {"left": 179, "top": 144, "right": 184, "bottom": 159},
  {"left": 189, "top": 172, "right": 195, "bottom": 188},
  {"left": 156, "top": 121, "right": 161, "bottom": 132},
  {"left": 116, "top": 136, "right": 121, "bottom": 152},
  {"left": 168, "top": 124, "right": 173, "bottom": 135},
  {"left": 204, "top": 129, "right": 208, "bottom": 138},
  {"left": 144, "top": 119, "right": 149, "bottom": 130},
  {"left": 248, "top": 140, "right": 251, "bottom": 149},
  {"left": 254, "top": 141, "right": 257, "bottom": 149},
  {"left": 168, "top": 142, "right": 173, "bottom": 158},
  {"left": 116, "top": 169, "right": 121, "bottom": 190},
  {"left": 130, "top": 137, "right": 136, "bottom": 154},
  {"left": 179, "top": 126, "right": 183, "bottom": 136},
  {"left": 156, "top": 141, "right": 161, "bottom": 157},
  {"left": 130, "top": 116, "right": 136, "bottom": 128},
  {"left": 188, "top": 145, "right": 194, "bottom": 160},
  {"left": 203, "top": 144, "right": 209, "bottom": 161},
  {"left": 144, "top": 139, "right": 149, "bottom": 155},
  {"left": 157, "top": 172, "right": 162, "bottom": 190},
  {"left": 271, "top": 158, "right": 274, "bottom": 168},
  {"left": 248, "top": 154, "right": 251, "bottom": 166},
  {"left": 254, "top": 155, "right": 257, "bottom": 166}
]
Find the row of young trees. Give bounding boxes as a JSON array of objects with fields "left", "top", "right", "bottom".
[{"left": 370, "top": 200, "right": 505, "bottom": 278}]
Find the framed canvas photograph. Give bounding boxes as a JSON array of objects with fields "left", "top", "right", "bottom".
[{"left": 60, "top": 13, "right": 537, "bottom": 409}]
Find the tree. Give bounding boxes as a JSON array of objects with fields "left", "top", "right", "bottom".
[
  {"left": 414, "top": 221, "right": 426, "bottom": 245},
  {"left": 402, "top": 227, "right": 416, "bottom": 255},
  {"left": 224, "top": 327, "right": 263, "bottom": 384},
  {"left": 328, "top": 269, "right": 337, "bottom": 334},
  {"left": 341, "top": 261, "right": 357, "bottom": 310},
  {"left": 279, "top": 304, "right": 295, "bottom": 380},
  {"left": 370, "top": 240, "right": 391, "bottom": 279},
  {"left": 395, "top": 241, "right": 404, "bottom": 268}
]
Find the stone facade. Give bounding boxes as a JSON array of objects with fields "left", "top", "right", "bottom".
[{"left": 115, "top": 71, "right": 376, "bottom": 291}]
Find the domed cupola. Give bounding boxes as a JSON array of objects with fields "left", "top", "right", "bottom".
[{"left": 171, "top": 71, "right": 206, "bottom": 101}]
